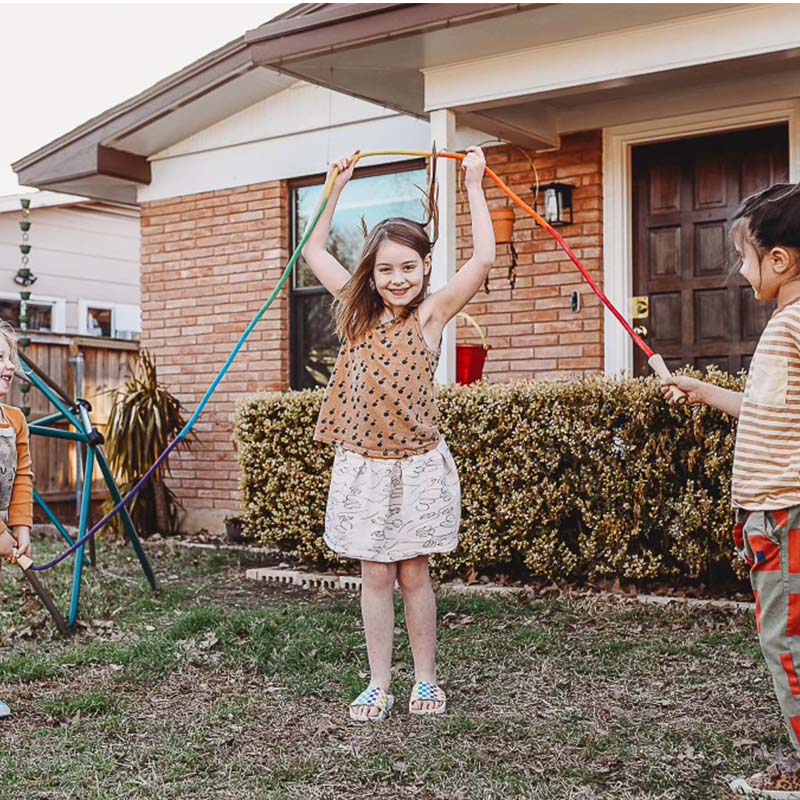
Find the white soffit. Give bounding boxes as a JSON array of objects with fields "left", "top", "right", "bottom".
[
  {"left": 110, "top": 69, "right": 296, "bottom": 156},
  {"left": 283, "top": 4, "right": 731, "bottom": 117},
  {"left": 150, "top": 82, "right": 399, "bottom": 161},
  {"left": 138, "top": 114, "right": 432, "bottom": 203},
  {"left": 423, "top": 4, "right": 800, "bottom": 111},
  {"left": 0, "top": 191, "right": 88, "bottom": 214}
]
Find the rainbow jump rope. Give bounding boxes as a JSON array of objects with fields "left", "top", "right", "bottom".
[{"left": 29, "top": 148, "right": 683, "bottom": 574}]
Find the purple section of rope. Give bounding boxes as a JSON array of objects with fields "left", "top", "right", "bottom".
[{"left": 32, "top": 441, "right": 176, "bottom": 572}]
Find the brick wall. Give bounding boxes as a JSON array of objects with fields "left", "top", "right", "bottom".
[
  {"left": 457, "top": 131, "right": 604, "bottom": 380},
  {"left": 140, "top": 182, "right": 289, "bottom": 531},
  {"left": 139, "top": 133, "right": 602, "bottom": 530}
]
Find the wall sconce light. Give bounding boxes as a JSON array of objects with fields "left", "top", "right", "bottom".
[{"left": 541, "top": 182, "right": 574, "bottom": 226}]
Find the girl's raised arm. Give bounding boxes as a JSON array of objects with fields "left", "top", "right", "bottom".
[
  {"left": 300, "top": 153, "right": 359, "bottom": 296},
  {"left": 422, "top": 147, "right": 495, "bottom": 328}
]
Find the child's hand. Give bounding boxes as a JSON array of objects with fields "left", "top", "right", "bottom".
[
  {"left": 462, "top": 146, "right": 486, "bottom": 188},
  {"left": 661, "top": 375, "right": 706, "bottom": 406},
  {"left": 12, "top": 528, "right": 31, "bottom": 563},
  {"left": 0, "top": 530, "right": 14, "bottom": 562},
  {"left": 326, "top": 152, "right": 360, "bottom": 193}
]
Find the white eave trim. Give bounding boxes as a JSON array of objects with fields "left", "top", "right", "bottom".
[{"left": 423, "top": 4, "right": 800, "bottom": 111}]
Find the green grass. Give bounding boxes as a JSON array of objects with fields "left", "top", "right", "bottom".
[
  {"left": 0, "top": 538, "right": 778, "bottom": 799},
  {"left": 42, "top": 690, "right": 120, "bottom": 720}
]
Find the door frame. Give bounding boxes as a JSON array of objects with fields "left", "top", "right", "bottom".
[{"left": 602, "top": 99, "right": 800, "bottom": 376}]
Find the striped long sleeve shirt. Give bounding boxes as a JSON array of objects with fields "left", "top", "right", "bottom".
[{"left": 733, "top": 298, "right": 800, "bottom": 510}]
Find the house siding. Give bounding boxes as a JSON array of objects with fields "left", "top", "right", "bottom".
[{"left": 0, "top": 203, "right": 140, "bottom": 335}]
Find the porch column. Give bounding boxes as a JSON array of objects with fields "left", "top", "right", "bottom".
[{"left": 430, "top": 108, "right": 456, "bottom": 385}]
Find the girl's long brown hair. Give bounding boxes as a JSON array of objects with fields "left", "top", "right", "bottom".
[{"left": 333, "top": 155, "right": 439, "bottom": 343}]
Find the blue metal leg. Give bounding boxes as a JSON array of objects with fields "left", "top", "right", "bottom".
[
  {"left": 95, "top": 448, "right": 157, "bottom": 591},
  {"left": 33, "top": 489, "right": 77, "bottom": 548},
  {"left": 68, "top": 446, "right": 95, "bottom": 628},
  {"left": 33, "top": 489, "right": 89, "bottom": 569}
]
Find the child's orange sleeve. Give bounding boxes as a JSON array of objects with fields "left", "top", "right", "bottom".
[{"left": 7, "top": 407, "right": 33, "bottom": 528}]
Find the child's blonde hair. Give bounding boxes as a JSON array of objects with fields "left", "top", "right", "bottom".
[{"left": 0, "top": 321, "right": 21, "bottom": 370}]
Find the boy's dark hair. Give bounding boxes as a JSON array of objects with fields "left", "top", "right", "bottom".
[{"left": 732, "top": 183, "right": 800, "bottom": 254}]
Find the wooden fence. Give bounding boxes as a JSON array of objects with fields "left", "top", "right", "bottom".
[{"left": 8, "top": 334, "right": 139, "bottom": 503}]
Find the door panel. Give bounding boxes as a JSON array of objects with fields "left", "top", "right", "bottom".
[{"left": 632, "top": 124, "right": 788, "bottom": 376}]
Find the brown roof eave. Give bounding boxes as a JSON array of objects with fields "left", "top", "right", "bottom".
[
  {"left": 247, "top": 3, "right": 524, "bottom": 64},
  {"left": 247, "top": 3, "right": 412, "bottom": 40},
  {"left": 12, "top": 36, "right": 255, "bottom": 175},
  {"left": 17, "top": 146, "right": 150, "bottom": 192}
]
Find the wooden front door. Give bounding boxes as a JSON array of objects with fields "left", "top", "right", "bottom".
[{"left": 632, "top": 125, "right": 788, "bottom": 376}]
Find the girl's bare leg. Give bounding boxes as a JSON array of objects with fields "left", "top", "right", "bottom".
[
  {"left": 398, "top": 556, "right": 444, "bottom": 712},
  {"left": 353, "top": 559, "right": 398, "bottom": 720}
]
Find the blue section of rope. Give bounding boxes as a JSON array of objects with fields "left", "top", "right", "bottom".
[{"left": 31, "top": 181, "right": 334, "bottom": 572}]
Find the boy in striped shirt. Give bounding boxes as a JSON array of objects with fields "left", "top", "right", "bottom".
[{"left": 665, "top": 183, "right": 800, "bottom": 798}]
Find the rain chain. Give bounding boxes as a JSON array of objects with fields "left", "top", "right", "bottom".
[{"left": 14, "top": 198, "right": 37, "bottom": 418}]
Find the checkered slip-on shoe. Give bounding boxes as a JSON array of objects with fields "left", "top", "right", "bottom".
[
  {"left": 408, "top": 681, "right": 447, "bottom": 716},
  {"left": 348, "top": 686, "right": 394, "bottom": 722}
]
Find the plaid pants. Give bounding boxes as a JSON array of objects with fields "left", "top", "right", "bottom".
[{"left": 736, "top": 506, "right": 800, "bottom": 749}]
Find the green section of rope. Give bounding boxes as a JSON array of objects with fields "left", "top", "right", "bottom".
[
  {"left": 181, "top": 176, "right": 334, "bottom": 434},
  {"left": 33, "top": 174, "right": 336, "bottom": 573}
]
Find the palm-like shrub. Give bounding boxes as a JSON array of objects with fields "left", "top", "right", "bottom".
[{"left": 103, "top": 350, "right": 191, "bottom": 536}]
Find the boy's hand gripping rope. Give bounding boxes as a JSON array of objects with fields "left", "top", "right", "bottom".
[{"left": 30, "top": 149, "right": 684, "bottom": 573}]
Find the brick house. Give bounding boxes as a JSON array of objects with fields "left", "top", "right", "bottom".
[{"left": 13, "top": 3, "right": 800, "bottom": 532}]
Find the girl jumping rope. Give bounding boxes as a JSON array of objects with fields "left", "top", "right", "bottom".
[
  {"left": 663, "top": 184, "right": 800, "bottom": 797},
  {"left": 0, "top": 321, "right": 34, "bottom": 721},
  {"left": 302, "top": 147, "right": 494, "bottom": 721}
]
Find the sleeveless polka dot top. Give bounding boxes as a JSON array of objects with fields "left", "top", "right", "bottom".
[{"left": 314, "top": 309, "right": 441, "bottom": 458}]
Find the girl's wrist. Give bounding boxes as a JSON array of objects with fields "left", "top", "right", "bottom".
[{"left": 698, "top": 382, "right": 714, "bottom": 404}]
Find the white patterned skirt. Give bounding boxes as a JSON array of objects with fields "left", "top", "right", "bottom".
[{"left": 324, "top": 440, "right": 461, "bottom": 563}]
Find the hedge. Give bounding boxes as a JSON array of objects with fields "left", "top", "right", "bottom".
[{"left": 235, "top": 370, "right": 746, "bottom": 586}]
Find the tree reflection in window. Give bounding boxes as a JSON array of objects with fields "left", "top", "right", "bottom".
[{"left": 291, "top": 165, "right": 427, "bottom": 389}]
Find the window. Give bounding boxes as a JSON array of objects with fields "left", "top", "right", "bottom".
[
  {"left": 86, "top": 307, "right": 112, "bottom": 337},
  {"left": 79, "top": 301, "right": 140, "bottom": 340},
  {"left": 0, "top": 293, "right": 66, "bottom": 333},
  {"left": 291, "top": 162, "right": 428, "bottom": 389},
  {"left": 0, "top": 300, "right": 53, "bottom": 331}
]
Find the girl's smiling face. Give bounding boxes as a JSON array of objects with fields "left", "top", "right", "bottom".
[
  {"left": 0, "top": 338, "right": 15, "bottom": 398},
  {"left": 372, "top": 239, "right": 431, "bottom": 313}
]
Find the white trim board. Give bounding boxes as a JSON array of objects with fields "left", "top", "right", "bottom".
[
  {"left": 424, "top": 4, "right": 800, "bottom": 111},
  {"left": 430, "top": 109, "right": 457, "bottom": 385},
  {"left": 602, "top": 99, "right": 800, "bottom": 377}
]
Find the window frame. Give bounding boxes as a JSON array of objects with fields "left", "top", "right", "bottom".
[
  {"left": 78, "top": 299, "right": 141, "bottom": 340},
  {"left": 288, "top": 158, "right": 427, "bottom": 390},
  {"left": 0, "top": 291, "right": 66, "bottom": 333}
]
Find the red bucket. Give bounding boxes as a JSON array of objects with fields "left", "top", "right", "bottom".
[
  {"left": 456, "top": 343, "right": 488, "bottom": 385},
  {"left": 455, "top": 312, "right": 490, "bottom": 385}
]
